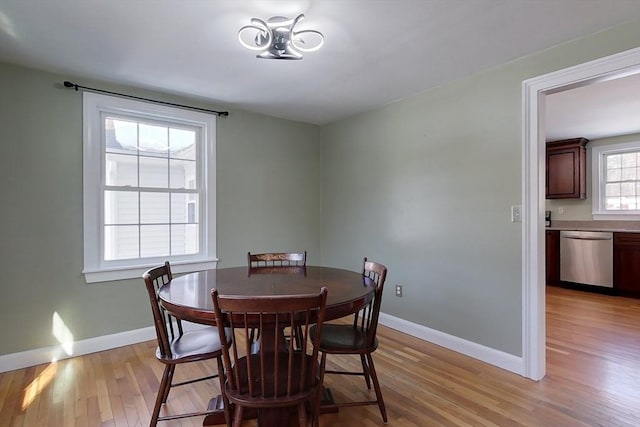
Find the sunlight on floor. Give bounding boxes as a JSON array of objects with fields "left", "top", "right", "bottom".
[
  {"left": 20, "top": 312, "right": 77, "bottom": 410},
  {"left": 21, "top": 362, "right": 57, "bottom": 410}
]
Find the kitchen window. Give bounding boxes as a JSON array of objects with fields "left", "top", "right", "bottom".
[
  {"left": 83, "top": 92, "right": 217, "bottom": 283},
  {"left": 592, "top": 141, "right": 640, "bottom": 220}
]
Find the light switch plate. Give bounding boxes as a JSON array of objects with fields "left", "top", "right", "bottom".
[{"left": 511, "top": 205, "right": 522, "bottom": 223}]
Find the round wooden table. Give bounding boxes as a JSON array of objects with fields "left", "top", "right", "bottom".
[
  {"left": 159, "top": 266, "right": 375, "bottom": 324},
  {"left": 157, "top": 265, "right": 376, "bottom": 426}
]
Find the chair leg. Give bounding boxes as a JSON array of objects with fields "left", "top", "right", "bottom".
[
  {"left": 152, "top": 365, "right": 172, "bottom": 426},
  {"left": 161, "top": 365, "right": 175, "bottom": 403},
  {"left": 313, "top": 353, "right": 327, "bottom": 427},
  {"left": 312, "top": 387, "right": 322, "bottom": 427},
  {"left": 366, "top": 353, "right": 387, "bottom": 423},
  {"left": 216, "top": 357, "right": 232, "bottom": 427},
  {"left": 360, "top": 354, "right": 372, "bottom": 389},
  {"left": 298, "top": 402, "right": 307, "bottom": 427},
  {"left": 232, "top": 405, "right": 243, "bottom": 427}
]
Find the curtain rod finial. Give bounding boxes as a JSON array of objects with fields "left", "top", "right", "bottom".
[{"left": 63, "top": 81, "right": 78, "bottom": 91}]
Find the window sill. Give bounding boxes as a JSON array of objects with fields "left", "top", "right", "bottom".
[
  {"left": 83, "top": 258, "right": 219, "bottom": 283},
  {"left": 592, "top": 213, "right": 640, "bottom": 221}
]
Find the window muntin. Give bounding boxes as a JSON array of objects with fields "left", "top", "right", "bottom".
[
  {"left": 103, "top": 115, "right": 200, "bottom": 260},
  {"left": 592, "top": 141, "right": 640, "bottom": 219},
  {"left": 603, "top": 151, "right": 640, "bottom": 210},
  {"left": 83, "top": 92, "right": 217, "bottom": 282}
]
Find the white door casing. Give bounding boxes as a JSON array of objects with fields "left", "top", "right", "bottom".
[{"left": 522, "top": 47, "right": 640, "bottom": 380}]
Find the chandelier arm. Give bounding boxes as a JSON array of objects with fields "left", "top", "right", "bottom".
[
  {"left": 291, "top": 13, "right": 305, "bottom": 30},
  {"left": 238, "top": 24, "right": 271, "bottom": 51},
  {"left": 291, "top": 30, "right": 325, "bottom": 52}
]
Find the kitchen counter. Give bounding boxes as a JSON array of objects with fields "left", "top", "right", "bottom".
[{"left": 547, "top": 220, "right": 640, "bottom": 233}]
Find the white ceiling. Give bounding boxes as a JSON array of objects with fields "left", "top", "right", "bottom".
[
  {"left": 1, "top": 0, "right": 640, "bottom": 126},
  {"left": 545, "top": 73, "right": 640, "bottom": 141}
]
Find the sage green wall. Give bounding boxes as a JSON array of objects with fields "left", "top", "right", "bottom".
[
  {"left": 3, "top": 19, "right": 640, "bottom": 362},
  {"left": 546, "top": 133, "right": 640, "bottom": 220},
  {"left": 319, "top": 20, "right": 640, "bottom": 356},
  {"left": 0, "top": 62, "right": 320, "bottom": 355}
]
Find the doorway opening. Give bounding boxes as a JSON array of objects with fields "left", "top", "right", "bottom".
[{"left": 522, "top": 47, "right": 640, "bottom": 380}]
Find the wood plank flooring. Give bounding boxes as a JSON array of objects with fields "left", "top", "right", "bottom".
[{"left": 1, "top": 286, "right": 639, "bottom": 426}]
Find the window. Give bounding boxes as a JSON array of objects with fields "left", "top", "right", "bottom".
[
  {"left": 83, "top": 92, "right": 217, "bottom": 283},
  {"left": 592, "top": 141, "right": 640, "bottom": 220}
]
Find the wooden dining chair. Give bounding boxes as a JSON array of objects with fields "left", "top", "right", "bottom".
[
  {"left": 247, "top": 251, "right": 308, "bottom": 349},
  {"left": 247, "top": 251, "right": 307, "bottom": 267},
  {"left": 312, "top": 257, "right": 388, "bottom": 423},
  {"left": 143, "top": 262, "right": 231, "bottom": 427},
  {"left": 211, "top": 287, "right": 328, "bottom": 427}
]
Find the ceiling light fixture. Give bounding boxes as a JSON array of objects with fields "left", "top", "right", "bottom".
[{"left": 238, "top": 13, "right": 324, "bottom": 60}]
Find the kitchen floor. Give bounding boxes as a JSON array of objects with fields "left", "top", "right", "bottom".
[{"left": 545, "top": 285, "right": 640, "bottom": 423}]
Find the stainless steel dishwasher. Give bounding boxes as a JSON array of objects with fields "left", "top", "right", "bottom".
[{"left": 560, "top": 231, "right": 613, "bottom": 287}]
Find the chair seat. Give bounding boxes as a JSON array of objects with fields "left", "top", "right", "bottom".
[
  {"left": 312, "top": 324, "right": 377, "bottom": 352},
  {"left": 156, "top": 327, "right": 228, "bottom": 363},
  {"left": 226, "top": 352, "right": 319, "bottom": 406}
]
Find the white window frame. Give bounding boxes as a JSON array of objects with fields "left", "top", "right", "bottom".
[
  {"left": 83, "top": 92, "right": 217, "bottom": 283},
  {"left": 592, "top": 140, "right": 640, "bottom": 220}
]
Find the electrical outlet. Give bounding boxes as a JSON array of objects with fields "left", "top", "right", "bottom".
[
  {"left": 395, "top": 284, "right": 403, "bottom": 297},
  {"left": 511, "top": 205, "right": 522, "bottom": 223}
]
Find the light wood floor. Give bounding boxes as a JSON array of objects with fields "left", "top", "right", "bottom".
[{"left": 1, "top": 286, "right": 639, "bottom": 426}]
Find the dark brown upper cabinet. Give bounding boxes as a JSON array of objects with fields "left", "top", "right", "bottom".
[{"left": 546, "top": 137, "right": 589, "bottom": 199}]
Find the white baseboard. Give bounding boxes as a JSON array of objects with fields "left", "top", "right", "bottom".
[
  {"left": 0, "top": 321, "right": 207, "bottom": 373},
  {"left": 2, "top": 313, "right": 523, "bottom": 376},
  {"left": 379, "top": 312, "right": 525, "bottom": 376}
]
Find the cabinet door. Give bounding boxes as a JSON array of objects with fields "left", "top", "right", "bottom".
[
  {"left": 613, "top": 233, "right": 640, "bottom": 296},
  {"left": 545, "top": 138, "right": 587, "bottom": 199},
  {"left": 546, "top": 230, "right": 560, "bottom": 286},
  {"left": 547, "top": 150, "right": 578, "bottom": 196}
]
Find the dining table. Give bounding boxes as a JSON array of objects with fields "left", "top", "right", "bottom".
[{"left": 157, "top": 265, "right": 377, "bottom": 426}]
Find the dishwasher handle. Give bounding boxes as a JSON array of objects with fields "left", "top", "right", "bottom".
[{"left": 561, "top": 235, "right": 612, "bottom": 241}]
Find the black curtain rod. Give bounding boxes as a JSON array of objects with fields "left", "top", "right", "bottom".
[{"left": 63, "top": 81, "right": 229, "bottom": 117}]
